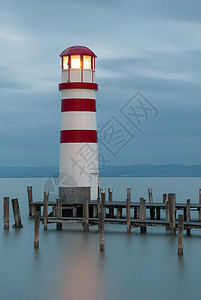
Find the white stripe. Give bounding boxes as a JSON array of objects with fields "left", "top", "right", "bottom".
[
  {"left": 61, "top": 111, "right": 97, "bottom": 130},
  {"left": 59, "top": 143, "right": 99, "bottom": 187},
  {"left": 62, "top": 89, "right": 96, "bottom": 99}
]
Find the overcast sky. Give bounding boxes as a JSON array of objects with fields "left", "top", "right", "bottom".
[{"left": 0, "top": 0, "right": 201, "bottom": 168}]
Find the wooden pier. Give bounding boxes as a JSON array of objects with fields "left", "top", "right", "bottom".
[{"left": 25, "top": 186, "right": 201, "bottom": 255}]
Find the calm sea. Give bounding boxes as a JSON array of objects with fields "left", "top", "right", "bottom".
[{"left": 0, "top": 177, "right": 201, "bottom": 300}]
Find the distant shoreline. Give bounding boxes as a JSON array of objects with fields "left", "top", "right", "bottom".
[{"left": 0, "top": 164, "right": 200, "bottom": 178}]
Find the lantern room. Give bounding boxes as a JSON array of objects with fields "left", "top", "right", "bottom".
[{"left": 60, "top": 45, "right": 96, "bottom": 83}]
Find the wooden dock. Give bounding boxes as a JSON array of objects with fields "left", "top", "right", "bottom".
[{"left": 26, "top": 186, "right": 201, "bottom": 254}]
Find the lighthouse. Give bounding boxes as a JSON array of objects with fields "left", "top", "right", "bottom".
[{"left": 59, "top": 46, "right": 99, "bottom": 204}]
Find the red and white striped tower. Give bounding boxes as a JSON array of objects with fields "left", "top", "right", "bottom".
[{"left": 59, "top": 46, "right": 99, "bottom": 203}]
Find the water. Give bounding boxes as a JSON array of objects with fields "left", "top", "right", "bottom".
[{"left": 0, "top": 177, "right": 201, "bottom": 300}]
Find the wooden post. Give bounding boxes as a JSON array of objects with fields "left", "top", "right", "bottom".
[
  {"left": 166, "top": 200, "right": 170, "bottom": 230},
  {"left": 108, "top": 188, "right": 114, "bottom": 217},
  {"left": 178, "top": 215, "right": 184, "bottom": 255},
  {"left": 156, "top": 207, "right": 160, "bottom": 220},
  {"left": 11, "top": 198, "right": 23, "bottom": 228},
  {"left": 163, "top": 193, "right": 167, "bottom": 204},
  {"left": 27, "top": 186, "right": 33, "bottom": 217},
  {"left": 83, "top": 199, "right": 89, "bottom": 232},
  {"left": 126, "top": 188, "right": 131, "bottom": 233},
  {"left": 56, "top": 199, "right": 62, "bottom": 230},
  {"left": 199, "top": 189, "right": 201, "bottom": 222},
  {"left": 148, "top": 188, "right": 153, "bottom": 203},
  {"left": 34, "top": 209, "right": 40, "bottom": 248},
  {"left": 168, "top": 193, "right": 176, "bottom": 235},
  {"left": 43, "top": 191, "right": 49, "bottom": 231},
  {"left": 99, "top": 207, "right": 105, "bottom": 251},
  {"left": 101, "top": 188, "right": 106, "bottom": 217},
  {"left": 140, "top": 198, "right": 146, "bottom": 233},
  {"left": 186, "top": 199, "right": 191, "bottom": 236},
  {"left": 4, "top": 197, "right": 9, "bottom": 229}
]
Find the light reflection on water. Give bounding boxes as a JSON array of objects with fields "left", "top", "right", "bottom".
[{"left": 0, "top": 177, "right": 200, "bottom": 300}]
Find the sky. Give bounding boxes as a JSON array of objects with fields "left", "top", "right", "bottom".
[{"left": 0, "top": 0, "right": 201, "bottom": 168}]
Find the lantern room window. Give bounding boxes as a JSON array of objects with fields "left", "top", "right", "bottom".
[
  {"left": 71, "top": 55, "right": 81, "bottom": 68},
  {"left": 83, "top": 55, "right": 91, "bottom": 69},
  {"left": 63, "top": 56, "right": 69, "bottom": 69}
]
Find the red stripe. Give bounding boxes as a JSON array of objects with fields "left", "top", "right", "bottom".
[
  {"left": 60, "top": 130, "right": 97, "bottom": 143},
  {"left": 61, "top": 99, "right": 96, "bottom": 112},
  {"left": 59, "top": 82, "right": 98, "bottom": 91}
]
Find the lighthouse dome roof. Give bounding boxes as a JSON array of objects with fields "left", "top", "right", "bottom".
[{"left": 60, "top": 46, "right": 96, "bottom": 57}]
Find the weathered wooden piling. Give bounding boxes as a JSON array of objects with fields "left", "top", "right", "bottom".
[
  {"left": 11, "top": 198, "right": 23, "bottom": 228},
  {"left": 4, "top": 197, "right": 9, "bottom": 229},
  {"left": 27, "top": 186, "right": 33, "bottom": 217},
  {"left": 108, "top": 188, "right": 114, "bottom": 217},
  {"left": 126, "top": 188, "right": 131, "bottom": 233},
  {"left": 186, "top": 199, "right": 191, "bottom": 236},
  {"left": 140, "top": 198, "right": 146, "bottom": 233},
  {"left": 83, "top": 199, "right": 89, "bottom": 232},
  {"left": 168, "top": 193, "right": 176, "bottom": 235},
  {"left": 199, "top": 189, "right": 201, "bottom": 222},
  {"left": 166, "top": 200, "right": 170, "bottom": 230},
  {"left": 148, "top": 188, "right": 153, "bottom": 203},
  {"left": 149, "top": 189, "right": 155, "bottom": 219},
  {"left": 34, "top": 208, "right": 40, "bottom": 248},
  {"left": 43, "top": 191, "right": 49, "bottom": 231},
  {"left": 56, "top": 199, "right": 62, "bottom": 230},
  {"left": 178, "top": 214, "right": 184, "bottom": 255},
  {"left": 99, "top": 207, "right": 105, "bottom": 251},
  {"left": 163, "top": 193, "right": 167, "bottom": 204},
  {"left": 101, "top": 188, "right": 106, "bottom": 217}
]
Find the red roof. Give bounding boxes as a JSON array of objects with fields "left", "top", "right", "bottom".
[{"left": 60, "top": 46, "right": 97, "bottom": 57}]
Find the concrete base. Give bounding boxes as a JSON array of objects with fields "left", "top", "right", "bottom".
[{"left": 59, "top": 187, "right": 91, "bottom": 204}]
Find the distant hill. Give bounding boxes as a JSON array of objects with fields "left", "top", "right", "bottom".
[
  {"left": 0, "top": 166, "right": 59, "bottom": 178},
  {"left": 100, "top": 164, "right": 201, "bottom": 177},
  {"left": 0, "top": 164, "right": 200, "bottom": 178}
]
